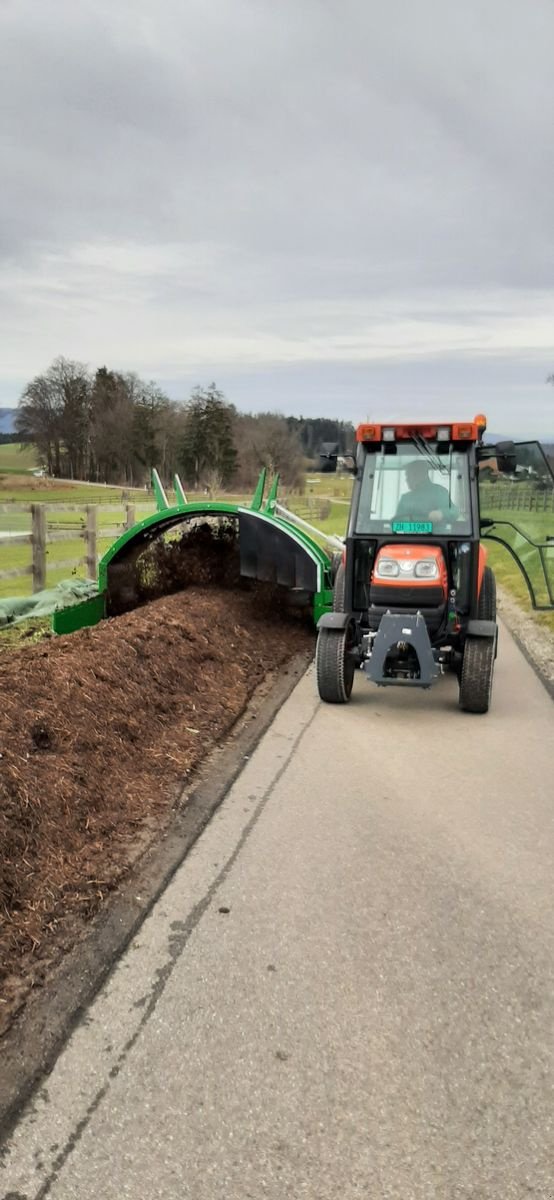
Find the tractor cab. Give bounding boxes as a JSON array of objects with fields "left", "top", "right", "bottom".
[{"left": 316, "top": 416, "right": 554, "bottom": 713}]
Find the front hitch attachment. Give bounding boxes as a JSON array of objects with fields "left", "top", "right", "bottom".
[{"left": 365, "top": 611, "right": 440, "bottom": 689}]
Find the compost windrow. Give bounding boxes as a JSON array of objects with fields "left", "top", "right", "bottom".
[
  {"left": 107, "top": 519, "right": 242, "bottom": 614},
  {"left": 0, "top": 586, "right": 312, "bottom": 1037}
]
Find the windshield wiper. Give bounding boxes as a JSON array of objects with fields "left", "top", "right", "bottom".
[{"left": 411, "top": 433, "right": 448, "bottom": 474}]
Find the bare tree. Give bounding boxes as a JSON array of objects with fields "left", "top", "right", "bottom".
[
  {"left": 51, "top": 357, "right": 92, "bottom": 479},
  {"left": 235, "top": 412, "right": 304, "bottom": 489},
  {"left": 16, "top": 357, "right": 91, "bottom": 477},
  {"left": 16, "top": 360, "right": 351, "bottom": 493},
  {"left": 16, "top": 373, "right": 62, "bottom": 475}
]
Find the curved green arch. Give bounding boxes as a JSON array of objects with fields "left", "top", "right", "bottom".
[{"left": 98, "top": 501, "right": 243, "bottom": 592}]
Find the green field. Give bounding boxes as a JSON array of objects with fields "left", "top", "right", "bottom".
[
  {"left": 0, "top": 503, "right": 158, "bottom": 533},
  {"left": 0, "top": 481, "right": 152, "bottom": 504},
  {"left": 0, "top": 442, "right": 38, "bottom": 473},
  {"left": 0, "top": 496, "right": 157, "bottom": 599},
  {"left": 486, "top": 543, "right": 553, "bottom": 628},
  {"left": 482, "top": 509, "right": 554, "bottom": 633},
  {"left": 0, "top": 489, "right": 252, "bottom": 598},
  {"left": 0, "top": 534, "right": 116, "bottom": 600},
  {"left": 304, "top": 472, "right": 353, "bottom": 500},
  {"left": 285, "top": 497, "right": 349, "bottom": 539},
  {"left": 284, "top": 472, "right": 352, "bottom": 539}
]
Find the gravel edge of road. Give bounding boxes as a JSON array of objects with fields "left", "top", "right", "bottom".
[
  {"left": 0, "top": 649, "right": 313, "bottom": 1145},
  {"left": 497, "top": 587, "right": 554, "bottom": 701}
]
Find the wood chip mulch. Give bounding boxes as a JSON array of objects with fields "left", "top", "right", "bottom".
[{"left": 0, "top": 586, "right": 312, "bottom": 1036}]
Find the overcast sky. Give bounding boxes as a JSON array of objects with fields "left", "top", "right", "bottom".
[{"left": 1, "top": 0, "right": 553, "bottom": 433}]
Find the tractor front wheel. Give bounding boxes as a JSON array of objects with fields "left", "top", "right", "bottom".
[
  {"left": 316, "top": 624, "right": 356, "bottom": 703},
  {"left": 478, "top": 565, "right": 497, "bottom": 621},
  {"left": 459, "top": 635, "right": 495, "bottom": 713}
]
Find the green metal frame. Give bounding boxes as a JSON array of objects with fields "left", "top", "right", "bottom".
[
  {"left": 52, "top": 593, "right": 106, "bottom": 635},
  {"left": 52, "top": 470, "right": 335, "bottom": 634},
  {"left": 98, "top": 500, "right": 247, "bottom": 593},
  {"left": 236, "top": 505, "right": 333, "bottom": 624}
]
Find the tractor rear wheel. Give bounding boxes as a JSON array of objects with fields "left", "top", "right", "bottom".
[
  {"left": 316, "top": 624, "right": 356, "bottom": 703},
  {"left": 478, "top": 565, "right": 497, "bottom": 621},
  {"left": 333, "top": 563, "right": 346, "bottom": 612},
  {"left": 459, "top": 635, "right": 495, "bottom": 713}
]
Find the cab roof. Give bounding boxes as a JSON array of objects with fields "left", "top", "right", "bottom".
[{"left": 355, "top": 416, "right": 487, "bottom": 444}]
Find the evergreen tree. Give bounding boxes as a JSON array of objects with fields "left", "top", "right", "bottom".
[{"left": 180, "top": 385, "right": 238, "bottom": 487}]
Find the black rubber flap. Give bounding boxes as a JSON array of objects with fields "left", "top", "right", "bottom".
[{"left": 239, "top": 511, "right": 318, "bottom": 592}]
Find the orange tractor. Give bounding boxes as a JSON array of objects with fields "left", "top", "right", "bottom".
[{"left": 316, "top": 416, "right": 554, "bottom": 713}]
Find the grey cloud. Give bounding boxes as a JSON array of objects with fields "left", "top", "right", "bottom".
[{"left": 0, "top": 0, "right": 553, "bottom": 430}]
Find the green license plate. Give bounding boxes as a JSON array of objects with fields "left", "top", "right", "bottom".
[{"left": 392, "top": 520, "right": 433, "bottom": 534}]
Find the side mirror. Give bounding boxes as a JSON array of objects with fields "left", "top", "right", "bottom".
[
  {"left": 317, "top": 447, "right": 357, "bottom": 475},
  {"left": 495, "top": 440, "right": 517, "bottom": 475},
  {"left": 318, "top": 453, "right": 337, "bottom": 474}
]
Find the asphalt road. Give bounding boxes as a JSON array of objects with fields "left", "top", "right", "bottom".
[{"left": 2, "top": 626, "right": 553, "bottom": 1199}]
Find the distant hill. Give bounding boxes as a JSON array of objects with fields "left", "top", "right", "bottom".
[{"left": 0, "top": 408, "right": 16, "bottom": 434}]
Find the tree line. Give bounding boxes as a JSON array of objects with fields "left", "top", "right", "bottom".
[{"left": 14, "top": 357, "right": 355, "bottom": 490}]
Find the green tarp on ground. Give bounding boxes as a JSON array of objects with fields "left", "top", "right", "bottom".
[{"left": 0, "top": 579, "right": 98, "bottom": 627}]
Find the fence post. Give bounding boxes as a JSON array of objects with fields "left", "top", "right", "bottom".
[
  {"left": 31, "top": 504, "right": 47, "bottom": 593},
  {"left": 85, "top": 505, "right": 97, "bottom": 580},
  {"left": 125, "top": 503, "right": 136, "bottom": 530}
]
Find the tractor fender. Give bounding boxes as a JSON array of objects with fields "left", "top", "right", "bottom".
[
  {"left": 466, "top": 619, "right": 497, "bottom": 639},
  {"left": 317, "top": 611, "right": 353, "bottom": 631}
]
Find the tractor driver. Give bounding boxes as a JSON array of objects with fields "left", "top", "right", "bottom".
[{"left": 395, "top": 459, "right": 458, "bottom": 524}]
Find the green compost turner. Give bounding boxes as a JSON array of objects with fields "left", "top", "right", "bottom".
[{"left": 52, "top": 470, "right": 341, "bottom": 635}]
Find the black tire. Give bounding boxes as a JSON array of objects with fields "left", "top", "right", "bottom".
[
  {"left": 478, "top": 565, "right": 496, "bottom": 621},
  {"left": 316, "top": 625, "right": 355, "bottom": 703},
  {"left": 449, "top": 652, "right": 463, "bottom": 680},
  {"left": 332, "top": 562, "right": 346, "bottom": 612},
  {"left": 459, "top": 635, "right": 495, "bottom": 713}
]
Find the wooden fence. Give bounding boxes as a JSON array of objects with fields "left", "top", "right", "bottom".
[
  {"left": 0, "top": 503, "right": 137, "bottom": 593},
  {"left": 284, "top": 496, "right": 333, "bottom": 522},
  {"left": 479, "top": 483, "right": 554, "bottom": 513}
]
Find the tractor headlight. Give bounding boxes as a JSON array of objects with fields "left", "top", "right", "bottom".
[
  {"left": 414, "top": 560, "right": 438, "bottom": 578},
  {"left": 376, "top": 558, "right": 400, "bottom": 577}
]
